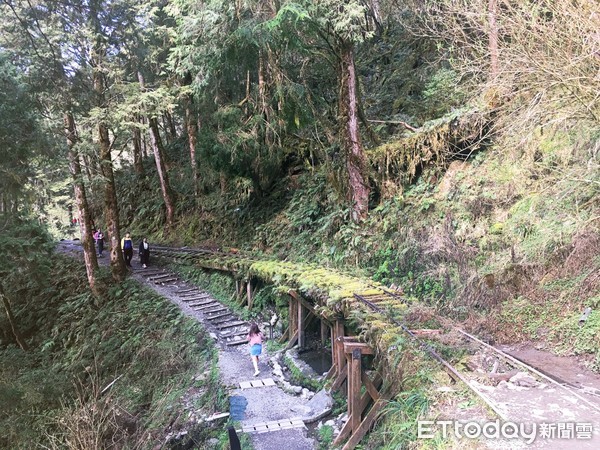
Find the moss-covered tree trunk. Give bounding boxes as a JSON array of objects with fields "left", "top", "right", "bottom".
[
  {"left": 339, "top": 40, "right": 369, "bottom": 222},
  {"left": 133, "top": 120, "right": 145, "bottom": 177},
  {"left": 90, "top": 0, "right": 126, "bottom": 282},
  {"left": 185, "top": 98, "right": 199, "bottom": 198},
  {"left": 149, "top": 116, "right": 176, "bottom": 228},
  {"left": 64, "top": 112, "right": 99, "bottom": 294}
]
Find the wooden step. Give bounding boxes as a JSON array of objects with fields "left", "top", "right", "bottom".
[
  {"left": 148, "top": 273, "right": 176, "bottom": 281},
  {"left": 181, "top": 294, "right": 211, "bottom": 301},
  {"left": 219, "top": 329, "right": 249, "bottom": 339},
  {"left": 215, "top": 321, "right": 247, "bottom": 330},
  {"left": 203, "top": 306, "right": 228, "bottom": 315},
  {"left": 205, "top": 311, "right": 231, "bottom": 321},
  {"left": 210, "top": 315, "right": 239, "bottom": 325},
  {"left": 176, "top": 288, "right": 198, "bottom": 294},
  {"left": 187, "top": 299, "right": 216, "bottom": 307},
  {"left": 226, "top": 338, "right": 248, "bottom": 347},
  {"left": 193, "top": 302, "right": 221, "bottom": 310},
  {"left": 156, "top": 277, "right": 178, "bottom": 284}
]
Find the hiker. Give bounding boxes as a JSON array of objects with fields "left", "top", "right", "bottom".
[
  {"left": 121, "top": 232, "right": 134, "bottom": 267},
  {"left": 138, "top": 237, "right": 150, "bottom": 268},
  {"left": 247, "top": 323, "right": 264, "bottom": 377},
  {"left": 94, "top": 229, "right": 105, "bottom": 257}
]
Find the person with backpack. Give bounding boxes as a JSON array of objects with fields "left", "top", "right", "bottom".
[
  {"left": 94, "top": 229, "right": 105, "bottom": 257},
  {"left": 121, "top": 232, "right": 134, "bottom": 267},
  {"left": 138, "top": 237, "right": 150, "bottom": 268}
]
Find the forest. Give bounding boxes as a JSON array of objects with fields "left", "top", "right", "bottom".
[{"left": 1, "top": 0, "right": 599, "bottom": 448}]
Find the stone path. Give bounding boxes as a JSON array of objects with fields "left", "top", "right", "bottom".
[
  {"left": 130, "top": 266, "right": 322, "bottom": 449},
  {"left": 57, "top": 241, "right": 323, "bottom": 449}
]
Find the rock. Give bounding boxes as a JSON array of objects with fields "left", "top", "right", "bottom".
[
  {"left": 292, "top": 385, "right": 303, "bottom": 394},
  {"left": 207, "top": 438, "right": 219, "bottom": 447},
  {"left": 317, "top": 421, "right": 323, "bottom": 429},
  {"left": 497, "top": 380, "right": 509, "bottom": 389},
  {"left": 509, "top": 372, "right": 539, "bottom": 388},
  {"left": 301, "top": 389, "right": 334, "bottom": 424},
  {"left": 209, "top": 332, "right": 218, "bottom": 341},
  {"left": 325, "top": 420, "right": 335, "bottom": 427}
]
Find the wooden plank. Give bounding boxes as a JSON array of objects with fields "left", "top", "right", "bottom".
[
  {"left": 359, "top": 373, "right": 382, "bottom": 411},
  {"left": 225, "top": 338, "right": 247, "bottom": 347},
  {"left": 247, "top": 279, "right": 253, "bottom": 309},
  {"left": 321, "top": 319, "right": 329, "bottom": 347},
  {"left": 334, "top": 321, "right": 345, "bottom": 379},
  {"left": 210, "top": 315, "right": 238, "bottom": 325},
  {"left": 206, "top": 311, "right": 231, "bottom": 321},
  {"left": 341, "top": 395, "right": 390, "bottom": 450},
  {"left": 216, "top": 321, "right": 247, "bottom": 330},
  {"left": 187, "top": 299, "right": 215, "bottom": 307},
  {"left": 297, "top": 296, "right": 305, "bottom": 349},
  {"left": 285, "top": 329, "right": 299, "bottom": 350},
  {"left": 331, "top": 362, "right": 347, "bottom": 391},
  {"left": 289, "top": 295, "right": 298, "bottom": 339},
  {"left": 361, "top": 372, "right": 379, "bottom": 409},
  {"left": 350, "top": 349, "right": 362, "bottom": 433},
  {"left": 219, "top": 329, "right": 248, "bottom": 339},
  {"left": 333, "top": 415, "right": 354, "bottom": 446},
  {"left": 192, "top": 302, "right": 221, "bottom": 310},
  {"left": 343, "top": 342, "right": 374, "bottom": 355}
]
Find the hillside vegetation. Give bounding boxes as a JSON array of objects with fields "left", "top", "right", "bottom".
[{"left": 1, "top": 0, "right": 599, "bottom": 448}]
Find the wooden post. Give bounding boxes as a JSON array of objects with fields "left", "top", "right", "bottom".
[
  {"left": 335, "top": 321, "right": 345, "bottom": 378},
  {"left": 297, "top": 297, "right": 305, "bottom": 349},
  {"left": 332, "top": 338, "right": 383, "bottom": 450},
  {"left": 247, "top": 279, "right": 253, "bottom": 309},
  {"left": 288, "top": 293, "right": 298, "bottom": 345},
  {"left": 321, "top": 319, "right": 328, "bottom": 347}
]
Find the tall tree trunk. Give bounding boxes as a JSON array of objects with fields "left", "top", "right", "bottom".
[
  {"left": 185, "top": 98, "right": 199, "bottom": 198},
  {"left": 165, "top": 111, "right": 177, "bottom": 142},
  {"left": 97, "top": 117, "right": 127, "bottom": 281},
  {"left": 133, "top": 121, "right": 145, "bottom": 177},
  {"left": 90, "top": 0, "right": 127, "bottom": 281},
  {"left": 64, "top": 112, "right": 99, "bottom": 293},
  {"left": 488, "top": 0, "right": 499, "bottom": 79},
  {"left": 149, "top": 116, "right": 176, "bottom": 228},
  {"left": 339, "top": 41, "right": 369, "bottom": 222},
  {"left": 0, "top": 284, "right": 28, "bottom": 351}
]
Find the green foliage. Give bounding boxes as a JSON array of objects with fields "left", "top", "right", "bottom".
[
  {"left": 317, "top": 424, "right": 334, "bottom": 450},
  {"left": 0, "top": 221, "right": 220, "bottom": 447}
]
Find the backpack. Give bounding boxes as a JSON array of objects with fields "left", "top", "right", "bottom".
[{"left": 124, "top": 239, "right": 132, "bottom": 250}]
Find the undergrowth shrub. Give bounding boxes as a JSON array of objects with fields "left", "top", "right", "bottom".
[{"left": 0, "top": 217, "right": 220, "bottom": 448}]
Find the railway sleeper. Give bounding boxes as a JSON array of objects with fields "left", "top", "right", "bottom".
[
  {"left": 216, "top": 321, "right": 247, "bottom": 330},
  {"left": 210, "top": 315, "right": 238, "bottom": 325},
  {"left": 205, "top": 312, "right": 232, "bottom": 321}
]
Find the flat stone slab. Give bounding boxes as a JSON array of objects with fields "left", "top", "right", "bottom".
[
  {"left": 241, "top": 417, "right": 305, "bottom": 434},
  {"left": 240, "top": 378, "right": 276, "bottom": 389}
]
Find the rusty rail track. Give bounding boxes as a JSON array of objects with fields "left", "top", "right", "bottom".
[{"left": 354, "top": 292, "right": 600, "bottom": 419}]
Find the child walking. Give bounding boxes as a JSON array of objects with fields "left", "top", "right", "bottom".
[{"left": 247, "top": 323, "right": 263, "bottom": 377}]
